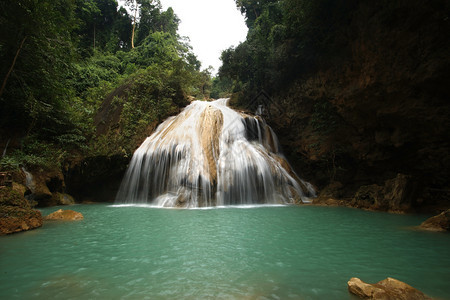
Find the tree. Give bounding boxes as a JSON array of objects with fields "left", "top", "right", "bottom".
[{"left": 0, "top": 0, "right": 78, "bottom": 135}]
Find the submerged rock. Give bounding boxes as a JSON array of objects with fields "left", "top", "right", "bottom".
[
  {"left": 44, "top": 209, "right": 83, "bottom": 221},
  {"left": 0, "top": 187, "right": 43, "bottom": 235},
  {"left": 348, "top": 277, "right": 431, "bottom": 300},
  {"left": 419, "top": 209, "right": 450, "bottom": 232}
]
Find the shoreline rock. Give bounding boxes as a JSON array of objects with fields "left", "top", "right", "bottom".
[
  {"left": 419, "top": 209, "right": 450, "bottom": 232},
  {"left": 44, "top": 209, "right": 83, "bottom": 221},
  {"left": 348, "top": 277, "right": 431, "bottom": 300},
  {"left": 0, "top": 187, "right": 43, "bottom": 235}
]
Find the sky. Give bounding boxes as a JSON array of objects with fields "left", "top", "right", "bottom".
[{"left": 119, "top": 0, "right": 248, "bottom": 74}]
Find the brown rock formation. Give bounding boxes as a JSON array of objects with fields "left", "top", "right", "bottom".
[
  {"left": 351, "top": 174, "right": 417, "bottom": 212},
  {"left": 198, "top": 105, "right": 223, "bottom": 183},
  {"left": 44, "top": 209, "right": 83, "bottom": 221},
  {"left": 419, "top": 209, "right": 450, "bottom": 232},
  {"left": 267, "top": 0, "right": 450, "bottom": 212},
  {"left": 348, "top": 277, "right": 431, "bottom": 300},
  {"left": 0, "top": 187, "right": 43, "bottom": 235},
  {"left": 20, "top": 167, "right": 74, "bottom": 207}
]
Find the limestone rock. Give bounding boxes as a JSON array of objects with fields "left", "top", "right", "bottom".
[
  {"left": 44, "top": 209, "right": 83, "bottom": 221},
  {"left": 419, "top": 209, "right": 450, "bottom": 232},
  {"left": 383, "top": 174, "right": 416, "bottom": 211},
  {"left": 199, "top": 105, "right": 223, "bottom": 183},
  {"left": 348, "top": 277, "right": 431, "bottom": 300},
  {"left": 351, "top": 174, "right": 416, "bottom": 212},
  {"left": 351, "top": 184, "right": 384, "bottom": 209},
  {"left": 51, "top": 193, "right": 76, "bottom": 206},
  {"left": 0, "top": 187, "right": 43, "bottom": 235}
]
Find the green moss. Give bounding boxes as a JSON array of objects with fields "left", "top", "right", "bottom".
[{"left": 0, "top": 188, "right": 29, "bottom": 208}]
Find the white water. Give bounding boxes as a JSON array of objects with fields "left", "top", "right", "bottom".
[
  {"left": 115, "top": 99, "right": 315, "bottom": 208},
  {"left": 21, "top": 166, "right": 35, "bottom": 194}
]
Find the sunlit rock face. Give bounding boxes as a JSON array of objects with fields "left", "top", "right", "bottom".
[{"left": 115, "top": 99, "right": 315, "bottom": 208}]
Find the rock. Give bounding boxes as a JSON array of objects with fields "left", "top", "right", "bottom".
[
  {"left": 199, "top": 105, "right": 223, "bottom": 183},
  {"left": 351, "top": 174, "right": 417, "bottom": 212},
  {"left": 383, "top": 174, "right": 416, "bottom": 212},
  {"left": 312, "top": 197, "right": 346, "bottom": 206},
  {"left": 348, "top": 277, "right": 432, "bottom": 300},
  {"left": 0, "top": 187, "right": 43, "bottom": 235},
  {"left": 419, "top": 209, "right": 450, "bottom": 232},
  {"left": 351, "top": 184, "right": 385, "bottom": 210},
  {"left": 51, "top": 193, "right": 76, "bottom": 206},
  {"left": 44, "top": 209, "right": 83, "bottom": 221}
]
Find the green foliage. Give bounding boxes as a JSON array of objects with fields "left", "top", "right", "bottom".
[
  {"left": 0, "top": 0, "right": 211, "bottom": 167},
  {"left": 0, "top": 141, "right": 65, "bottom": 171},
  {"left": 74, "top": 0, "right": 133, "bottom": 55},
  {"left": 218, "top": 0, "right": 358, "bottom": 102},
  {"left": 211, "top": 76, "right": 233, "bottom": 99},
  {"left": 0, "top": 0, "right": 78, "bottom": 134}
]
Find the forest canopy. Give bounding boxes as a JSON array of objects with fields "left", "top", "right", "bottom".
[{"left": 0, "top": 0, "right": 212, "bottom": 169}]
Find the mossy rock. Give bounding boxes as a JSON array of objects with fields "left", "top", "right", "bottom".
[{"left": 0, "top": 187, "right": 30, "bottom": 208}]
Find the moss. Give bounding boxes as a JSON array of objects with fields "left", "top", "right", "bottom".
[{"left": 0, "top": 188, "right": 29, "bottom": 208}]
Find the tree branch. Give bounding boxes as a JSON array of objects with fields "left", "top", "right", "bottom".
[{"left": 0, "top": 36, "right": 27, "bottom": 98}]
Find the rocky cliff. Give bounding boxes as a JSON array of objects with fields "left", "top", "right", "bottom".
[{"left": 266, "top": 0, "right": 450, "bottom": 212}]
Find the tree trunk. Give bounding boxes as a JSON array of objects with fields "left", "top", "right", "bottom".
[
  {"left": 0, "top": 36, "right": 27, "bottom": 98},
  {"left": 93, "top": 23, "right": 96, "bottom": 51},
  {"left": 131, "top": 3, "right": 137, "bottom": 49}
]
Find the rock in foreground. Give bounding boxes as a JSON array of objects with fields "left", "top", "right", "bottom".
[
  {"left": 419, "top": 209, "right": 450, "bottom": 232},
  {"left": 348, "top": 277, "right": 431, "bottom": 300},
  {"left": 0, "top": 187, "right": 43, "bottom": 235},
  {"left": 44, "top": 209, "right": 83, "bottom": 221}
]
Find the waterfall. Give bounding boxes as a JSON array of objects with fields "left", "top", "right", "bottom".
[
  {"left": 22, "top": 166, "right": 36, "bottom": 194},
  {"left": 115, "top": 99, "right": 315, "bottom": 208}
]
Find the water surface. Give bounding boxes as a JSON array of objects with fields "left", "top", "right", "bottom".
[{"left": 1, "top": 205, "right": 449, "bottom": 299}]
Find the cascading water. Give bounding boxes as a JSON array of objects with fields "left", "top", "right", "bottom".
[{"left": 115, "top": 98, "right": 315, "bottom": 208}]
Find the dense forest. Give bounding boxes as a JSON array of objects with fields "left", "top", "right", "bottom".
[
  {"left": 0, "top": 0, "right": 211, "bottom": 170},
  {"left": 1, "top": 0, "right": 449, "bottom": 213}
]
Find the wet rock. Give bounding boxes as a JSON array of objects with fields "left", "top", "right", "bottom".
[
  {"left": 419, "top": 209, "right": 450, "bottom": 232},
  {"left": 0, "top": 187, "right": 43, "bottom": 235},
  {"left": 383, "top": 174, "right": 417, "bottom": 212},
  {"left": 348, "top": 277, "right": 431, "bottom": 300},
  {"left": 51, "top": 193, "right": 76, "bottom": 206},
  {"left": 199, "top": 105, "right": 223, "bottom": 183},
  {"left": 21, "top": 168, "right": 71, "bottom": 207},
  {"left": 351, "top": 174, "right": 417, "bottom": 212},
  {"left": 65, "top": 155, "right": 129, "bottom": 203},
  {"left": 351, "top": 184, "right": 385, "bottom": 210},
  {"left": 44, "top": 209, "right": 83, "bottom": 221}
]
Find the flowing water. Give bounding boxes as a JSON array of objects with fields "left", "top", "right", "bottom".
[
  {"left": 116, "top": 99, "right": 315, "bottom": 208},
  {"left": 1, "top": 204, "right": 449, "bottom": 299}
]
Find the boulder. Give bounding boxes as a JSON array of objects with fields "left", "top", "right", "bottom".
[
  {"left": 0, "top": 187, "right": 43, "bottom": 235},
  {"left": 351, "top": 174, "right": 417, "bottom": 212},
  {"left": 44, "top": 209, "right": 83, "bottom": 221},
  {"left": 419, "top": 209, "right": 450, "bottom": 232},
  {"left": 348, "top": 277, "right": 431, "bottom": 300},
  {"left": 51, "top": 193, "right": 76, "bottom": 206}
]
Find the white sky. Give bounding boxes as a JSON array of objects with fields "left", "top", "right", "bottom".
[{"left": 118, "top": 0, "right": 248, "bottom": 74}]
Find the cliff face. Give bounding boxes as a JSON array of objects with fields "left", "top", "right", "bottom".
[{"left": 268, "top": 1, "right": 450, "bottom": 212}]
